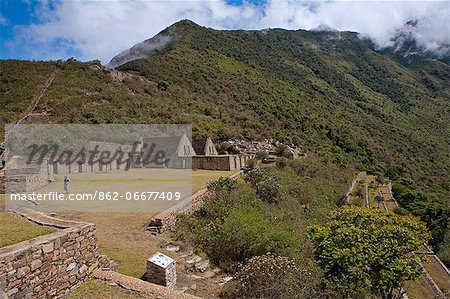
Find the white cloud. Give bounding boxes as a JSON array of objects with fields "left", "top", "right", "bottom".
[
  {"left": 0, "top": 14, "right": 7, "bottom": 26},
  {"left": 9, "top": 0, "right": 450, "bottom": 63}
]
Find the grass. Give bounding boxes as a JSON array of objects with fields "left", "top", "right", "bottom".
[
  {"left": 11, "top": 169, "right": 239, "bottom": 213},
  {"left": 192, "top": 169, "right": 238, "bottom": 191},
  {"left": 65, "top": 279, "right": 144, "bottom": 299},
  {"left": 368, "top": 188, "right": 379, "bottom": 209},
  {"left": 57, "top": 169, "right": 238, "bottom": 278},
  {"left": 58, "top": 211, "right": 160, "bottom": 277},
  {"left": 422, "top": 255, "right": 450, "bottom": 294},
  {"left": 404, "top": 277, "right": 436, "bottom": 299}
]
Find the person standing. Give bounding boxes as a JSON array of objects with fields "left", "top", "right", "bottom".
[{"left": 63, "top": 176, "right": 70, "bottom": 193}]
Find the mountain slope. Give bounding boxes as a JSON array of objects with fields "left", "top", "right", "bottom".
[{"left": 116, "top": 21, "right": 449, "bottom": 188}]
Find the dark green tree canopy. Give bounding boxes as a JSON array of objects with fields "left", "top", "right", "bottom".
[{"left": 309, "top": 207, "right": 430, "bottom": 299}]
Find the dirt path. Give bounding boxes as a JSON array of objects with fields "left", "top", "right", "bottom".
[
  {"left": 0, "top": 69, "right": 58, "bottom": 166},
  {"left": 9, "top": 69, "right": 57, "bottom": 129}
]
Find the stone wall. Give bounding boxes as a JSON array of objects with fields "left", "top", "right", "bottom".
[
  {"left": 4, "top": 159, "right": 54, "bottom": 193},
  {"left": 192, "top": 155, "right": 251, "bottom": 171},
  {"left": 0, "top": 210, "right": 108, "bottom": 298}
]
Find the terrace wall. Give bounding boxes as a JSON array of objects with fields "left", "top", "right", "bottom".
[
  {"left": 0, "top": 210, "right": 108, "bottom": 298},
  {"left": 192, "top": 155, "right": 252, "bottom": 171}
]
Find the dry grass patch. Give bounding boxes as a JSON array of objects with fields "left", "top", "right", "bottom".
[
  {"left": 58, "top": 211, "right": 165, "bottom": 278},
  {"left": 65, "top": 279, "right": 145, "bottom": 299},
  {"left": 423, "top": 256, "right": 450, "bottom": 294},
  {"left": 404, "top": 277, "right": 436, "bottom": 299},
  {"left": 191, "top": 169, "right": 239, "bottom": 191}
]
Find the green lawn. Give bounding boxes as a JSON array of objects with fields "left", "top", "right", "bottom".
[{"left": 0, "top": 194, "right": 55, "bottom": 248}]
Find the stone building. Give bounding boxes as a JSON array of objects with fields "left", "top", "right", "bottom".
[
  {"left": 192, "top": 137, "right": 218, "bottom": 156},
  {"left": 191, "top": 137, "right": 253, "bottom": 171},
  {"left": 140, "top": 134, "right": 194, "bottom": 169},
  {"left": 51, "top": 141, "right": 131, "bottom": 175},
  {"left": 4, "top": 156, "right": 54, "bottom": 192}
]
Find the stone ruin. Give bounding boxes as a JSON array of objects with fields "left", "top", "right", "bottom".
[
  {"left": 146, "top": 252, "right": 177, "bottom": 289},
  {"left": 227, "top": 139, "right": 303, "bottom": 158},
  {"left": 4, "top": 156, "right": 54, "bottom": 193}
]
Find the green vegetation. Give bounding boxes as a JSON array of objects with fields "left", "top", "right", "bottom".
[
  {"left": 0, "top": 20, "right": 448, "bottom": 295},
  {"left": 176, "top": 155, "right": 354, "bottom": 290},
  {"left": 244, "top": 169, "right": 281, "bottom": 204},
  {"left": 392, "top": 179, "right": 450, "bottom": 258},
  {"left": 0, "top": 211, "right": 55, "bottom": 248},
  {"left": 309, "top": 207, "right": 430, "bottom": 299}
]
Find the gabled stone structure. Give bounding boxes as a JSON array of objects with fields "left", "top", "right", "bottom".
[
  {"left": 192, "top": 137, "right": 218, "bottom": 156},
  {"left": 140, "top": 134, "right": 194, "bottom": 169}
]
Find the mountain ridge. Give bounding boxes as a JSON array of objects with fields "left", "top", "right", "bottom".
[{"left": 108, "top": 19, "right": 449, "bottom": 69}]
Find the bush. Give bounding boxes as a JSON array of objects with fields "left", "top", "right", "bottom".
[
  {"left": 255, "top": 150, "right": 269, "bottom": 161},
  {"left": 275, "top": 144, "right": 291, "bottom": 158},
  {"left": 394, "top": 207, "right": 409, "bottom": 216},
  {"left": 246, "top": 158, "right": 258, "bottom": 170},
  {"left": 207, "top": 177, "right": 237, "bottom": 192},
  {"left": 200, "top": 205, "right": 301, "bottom": 270},
  {"left": 157, "top": 80, "right": 170, "bottom": 90},
  {"left": 437, "top": 241, "right": 450, "bottom": 267},
  {"left": 224, "top": 254, "right": 319, "bottom": 299},
  {"left": 276, "top": 157, "right": 289, "bottom": 169},
  {"left": 244, "top": 169, "right": 281, "bottom": 204}
]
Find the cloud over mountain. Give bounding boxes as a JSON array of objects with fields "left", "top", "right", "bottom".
[{"left": 8, "top": 0, "right": 450, "bottom": 63}]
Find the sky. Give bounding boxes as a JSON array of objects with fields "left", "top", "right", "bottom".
[{"left": 0, "top": 0, "right": 449, "bottom": 64}]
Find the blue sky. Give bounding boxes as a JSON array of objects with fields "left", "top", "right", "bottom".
[{"left": 0, "top": 0, "right": 448, "bottom": 64}]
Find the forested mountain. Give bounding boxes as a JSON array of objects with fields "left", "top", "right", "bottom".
[{"left": 1, "top": 20, "right": 448, "bottom": 205}]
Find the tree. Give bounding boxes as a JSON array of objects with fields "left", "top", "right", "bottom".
[
  {"left": 308, "top": 207, "right": 430, "bottom": 299},
  {"left": 375, "top": 194, "right": 385, "bottom": 208}
]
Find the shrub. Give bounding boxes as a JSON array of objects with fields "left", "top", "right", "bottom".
[
  {"left": 276, "top": 157, "right": 289, "bottom": 169},
  {"left": 437, "top": 241, "right": 450, "bottom": 267},
  {"left": 224, "top": 254, "right": 319, "bottom": 299},
  {"left": 394, "top": 207, "right": 409, "bottom": 216},
  {"left": 255, "top": 150, "right": 269, "bottom": 161},
  {"left": 244, "top": 169, "right": 281, "bottom": 204},
  {"left": 157, "top": 80, "right": 170, "bottom": 90},
  {"left": 275, "top": 144, "right": 291, "bottom": 158},
  {"left": 200, "top": 205, "right": 301, "bottom": 270},
  {"left": 207, "top": 176, "right": 237, "bottom": 192},
  {"left": 246, "top": 158, "right": 258, "bottom": 170}
]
